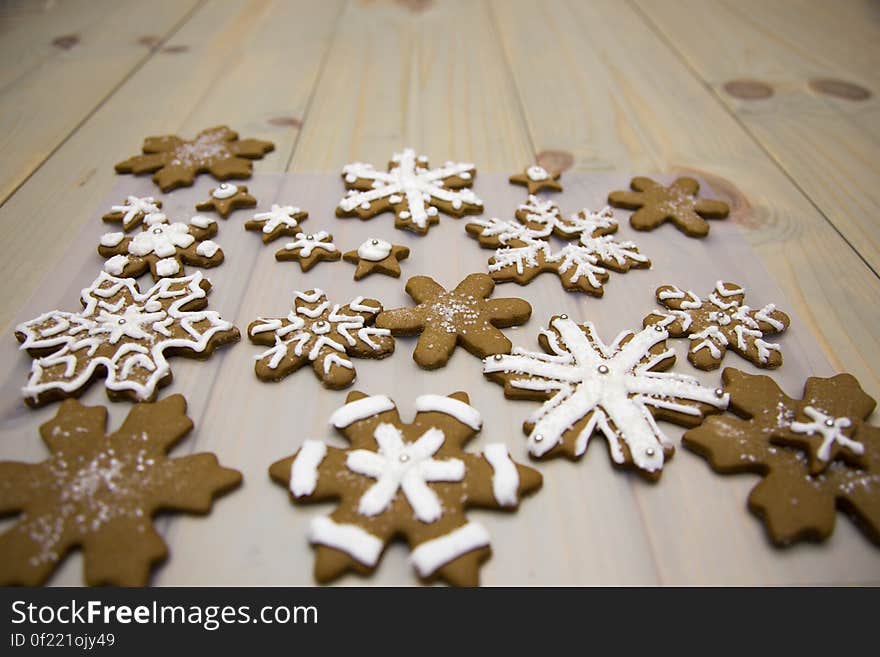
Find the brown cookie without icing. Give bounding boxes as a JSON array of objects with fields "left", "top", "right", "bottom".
[
  {"left": 0, "top": 395, "right": 241, "bottom": 585},
  {"left": 375, "top": 273, "right": 532, "bottom": 370},
  {"left": 608, "top": 176, "right": 729, "bottom": 237},
  {"left": 683, "top": 369, "right": 880, "bottom": 546}
]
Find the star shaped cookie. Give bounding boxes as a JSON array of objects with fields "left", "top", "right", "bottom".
[
  {"left": 509, "top": 165, "right": 562, "bottom": 194},
  {"left": 343, "top": 238, "right": 410, "bottom": 280},
  {"left": 274, "top": 231, "right": 341, "bottom": 272},
  {"left": 244, "top": 204, "right": 309, "bottom": 243},
  {"left": 195, "top": 183, "right": 257, "bottom": 218},
  {"left": 376, "top": 273, "right": 532, "bottom": 369}
]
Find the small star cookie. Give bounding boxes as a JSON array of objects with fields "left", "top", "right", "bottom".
[
  {"left": 102, "top": 196, "right": 165, "bottom": 232},
  {"left": 244, "top": 204, "right": 308, "bottom": 243},
  {"left": 343, "top": 238, "right": 410, "bottom": 280},
  {"left": 274, "top": 231, "right": 340, "bottom": 272},
  {"left": 195, "top": 183, "right": 257, "bottom": 218},
  {"left": 376, "top": 273, "right": 532, "bottom": 370},
  {"left": 509, "top": 165, "right": 562, "bottom": 194},
  {"left": 608, "top": 176, "right": 729, "bottom": 237}
]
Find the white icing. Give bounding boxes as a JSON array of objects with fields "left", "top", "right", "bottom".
[
  {"left": 346, "top": 424, "right": 464, "bottom": 522},
  {"left": 100, "top": 232, "right": 125, "bottom": 247},
  {"left": 283, "top": 231, "right": 336, "bottom": 257},
  {"left": 414, "top": 394, "right": 483, "bottom": 430},
  {"left": 252, "top": 204, "right": 303, "bottom": 234},
  {"left": 790, "top": 406, "right": 862, "bottom": 462},
  {"left": 482, "top": 319, "right": 728, "bottom": 473},
  {"left": 109, "top": 196, "right": 162, "bottom": 230},
  {"left": 211, "top": 183, "right": 239, "bottom": 199},
  {"left": 196, "top": 240, "right": 220, "bottom": 258},
  {"left": 338, "top": 148, "right": 482, "bottom": 229},
  {"left": 104, "top": 254, "right": 129, "bottom": 275},
  {"left": 329, "top": 394, "right": 395, "bottom": 427},
  {"left": 309, "top": 516, "right": 383, "bottom": 567},
  {"left": 189, "top": 215, "right": 216, "bottom": 229},
  {"left": 17, "top": 272, "right": 235, "bottom": 402},
  {"left": 483, "top": 444, "right": 519, "bottom": 507},
  {"left": 290, "top": 439, "right": 327, "bottom": 496},
  {"left": 409, "top": 522, "right": 490, "bottom": 576},
  {"left": 356, "top": 238, "right": 392, "bottom": 262},
  {"left": 154, "top": 258, "right": 180, "bottom": 277},
  {"left": 129, "top": 222, "right": 194, "bottom": 258},
  {"left": 526, "top": 165, "right": 549, "bottom": 181}
]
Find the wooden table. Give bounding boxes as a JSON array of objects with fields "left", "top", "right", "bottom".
[{"left": 1, "top": 0, "right": 878, "bottom": 585}]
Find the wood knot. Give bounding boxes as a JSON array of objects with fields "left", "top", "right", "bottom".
[
  {"left": 808, "top": 78, "right": 871, "bottom": 101},
  {"left": 722, "top": 79, "right": 773, "bottom": 100},
  {"left": 161, "top": 44, "right": 189, "bottom": 54},
  {"left": 52, "top": 34, "right": 80, "bottom": 50},
  {"left": 536, "top": 150, "right": 574, "bottom": 174},
  {"left": 268, "top": 116, "right": 303, "bottom": 128},
  {"left": 137, "top": 35, "right": 161, "bottom": 50}
]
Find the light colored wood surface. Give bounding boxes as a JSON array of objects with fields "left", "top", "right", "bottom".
[{"left": 0, "top": 0, "right": 878, "bottom": 586}]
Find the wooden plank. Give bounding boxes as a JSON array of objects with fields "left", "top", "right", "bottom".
[
  {"left": 491, "top": 0, "right": 880, "bottom": 584},
  {"left": 633, "top": 0, "right": 880, "bottom": 273},
  {"left": 0, "top": 0, "right": 344, "bottom": 333},
  {"left": 288, "top": 0, "right": 533, "bottom": 172},
  {"left": 0, "top": 0, "right": 202, "bottom": 204}
]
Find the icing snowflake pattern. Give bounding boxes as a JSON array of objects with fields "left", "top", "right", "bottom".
[
  {"left": 483, "top": 317, "right": 728, "bottom": 476},
  {"left": 336, "top": 148, "right": 483, "bottom": 235},
  {"left": 102, "top": 196, "right": 166, "bottom": 232},
  {"left": 15, "top": 272, "right": 240, "bottom": 406},
  {"left": 248, "top": 289, "right": 394, "bottom": 389},
  {"left": 643, "top": 281, "right": 790, "bottom": 370}
]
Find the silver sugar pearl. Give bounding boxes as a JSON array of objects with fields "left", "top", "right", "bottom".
[
  {"left": 598, "top": 364, "right": 609, "bottom": 374},
  {"left": 533, "top": 433, "right": 543, "bottom": 443},
  {"left": 306, "top": 234, "right": 314, "bottom": 240},
  {"left": 824, "top": 418, "right": 835, "bottom": 427},
  {"left": 399, "top": 454, "right": 410, "bottom": 463},
  {"left": 152, "top": 227, "right": 163, "bottom": 234},
  {"left": 559, "top": 314, "right": 568, "bottom": 320},
  {"left": 371, "top": 239, "right": 379, "bottom": 245},
  {"left": 714, "top": 388, "right": 724, "bottom": 398},
  {"left": 493, "top": 354, "right": 504, "bottom": 361},
  {"left": 645, "top": 448, "right": 655, "bottom": 457},
  {"left": 118, "top": 318, "right": 126, "bottom": 324},
  {"left": 653, "top": 324, "right": 664, "bottom": 332}
]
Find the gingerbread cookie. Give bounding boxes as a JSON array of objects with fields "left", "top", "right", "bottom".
[
  {"left": 336, "top": 148, "right": 483, "bottom": 235},
  {"left": 102, "top": 196, "right": 165, "bottom": 232},
  {"left": 608, "top": 176, "right": 729, "bottom": 237},
  {"left": 274, "top": 231, "right": 340, "bottom": 272},
  {"left": 269, "top": 391, "right": 541, "bottom": 585},
  {"left": 467, "top": 196, "right": 649, "bottom": 296},
  {"left": 115, "top": 125, "right": 274, "bottom": 192},
  {"left": 343, "top": 239, "right": 410, "bottom": 280},
  {"left": 0, "top": 395, "right": 241, "bottom": 585},
  {"left": 643, "top": 281, "right": 790, "bottom": 370},
  {"left": 98, "top": 215, "right": 223, "bottom": 280},
  {"left": 483, "top": 317, "right": 728, "bottom": 478},
  {"left": 376, "top": 273, "right": 532, "bottom": 370},
  {"left": 248, "top": 289, "right": 394, "bottom": 389},
  {"left": 195, "top": 183, "right": 257, "bottom": 218},
  {"left": 509, "top": 165, "right": 562, "bottom": 194},
  {"left": 683, "top": 369, "right": 880, "bottom": 546},
  {"left": 15, "top": 272, "right": 240, "bottom": 406},
  {"left": 244, "top": 204, "right": 308, "bottom": 243}
]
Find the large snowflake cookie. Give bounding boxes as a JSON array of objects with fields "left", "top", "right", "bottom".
[
  {"left": 683, "top": 369, "right": 880, "bottom": 546},
  {"left": 269, "top": 391, "right": 542, "bottom": 585},
  {"left": 608, "top": 176, "right": 729, "bottom": 237},
  {"left": 102, "top": 196, "right": 165, "bottom": 232},
  {"left": 643, "top": 281, "right": 790, "bottom": 370},
  {"left": 483, "top": 316, "right": 729, "bottom": 478},
  {"left": 244, "top": 203, "right": 309, "bottom": 243},
  {"left": 114, "top": 125, "right": 274, "bottom": 192},
  {"left": 466, "top": 195, "right": 649, "bottom": 296},
  {"left": 274, "top": 231, "right": 340, "bottom": 272},
  {"left": 248, "top": 289, "right": 394, "bottom": 389},
  {"left": 98, "top": 215, "right": 223, "bottom": 280},
  {"left": 376, "top": 273, "right": 532, "bottom": 370},
  {"left": 0, "top": 395, "right": 241, "bottom": 585},
  {"left": 15, "top": 272, "right": 240, "bottom": 406},
  {"left": 336, "top": 148, "right": 483, "bottom": 235}
]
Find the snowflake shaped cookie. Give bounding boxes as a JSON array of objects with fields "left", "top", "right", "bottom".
[
  {"left": 195, "top": 183, "right": 257, "bottom": 218},
  {"left": 114, "top": 125, "right": 274, "bottom": 192},
  {"left": 98, "top": 215, "right": 223, "bottom": 280},
  {"left": 683, "top": 369, "right": 880, "bottom": 546},
  {"left": 467, "top": 196, "right": 650, "bottom": 296},
  {"left": 483, "top": 317, "right": 729, "bottom": 477},
  {"left": 0, "top": 395, "right": 241, "bottom": 585},
  {"left": 608, "top": 176, "right": 729, "bottom": 237},
  {"left": 102, "top": 196, "right": 165, "bottom": 232},
  {"left": 336, "top": 148, "right": 483, "bottom": 235},
  {"left": 274, "top": 231, "right": 340, "bottom": 272},
  {"left": 643, "top": 281, "right": 790, "bottom": 370},
  {"left": 376, "top": 273, "right": 532, "bottom": 370},
  {"left": 15, "top": 272, "right": 240, "bottom": 406},
  {"left": 244, "top": 203, "right": 309, "bottom": 243},
  {"left": 248, "top": 289, "right": 394, "bottom": 389},
  {"left": 269, "top": 391, "right": 541, "bottom": 585}
]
